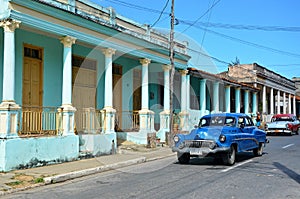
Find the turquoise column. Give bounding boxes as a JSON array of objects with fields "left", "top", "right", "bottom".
[
  {"left": 59, "top": 36, "right": 76, "bottom": 136},
  {"left": 163, "top": 65, "right": 171, "bottom": 111},
  {"left": 0, "top": 20, "right": 21, "bottom": 138},
  {"left": 213, "top": 82, "right": 219, "bottom": 112},
  {"left": 235, "top": 87, "right": 241, "bottom": 113},
  {"left": 225, "top": 85, "right": 231, "bottom": 113},
  {"left": 102, "top": 48, "right": 117, "bottom": 133},
  {"left": 244, "top": 90, "right": 249, "bottom": 114},
  {"left": 252, "top": 92, "right": 257, "bottom": 114},
  {"left": 200, "top": 79, "right": 207, "bottom": 114}
]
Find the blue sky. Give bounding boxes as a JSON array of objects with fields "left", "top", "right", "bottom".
[{"left": 91, "top": 0, "right": 300, "bottom": 79}]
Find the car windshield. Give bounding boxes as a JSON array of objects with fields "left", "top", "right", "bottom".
[
  {"left": 272, "top": 117, "right": 293, "bottom": 122},
  {"left": 199, "top": 116, "right": 236, "bottom": 127}
]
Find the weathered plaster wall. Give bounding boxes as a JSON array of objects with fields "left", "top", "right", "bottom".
[{"left": 0, "top": 135, "right": 79, "bottom": 171}]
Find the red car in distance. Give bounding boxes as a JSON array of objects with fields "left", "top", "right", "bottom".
[{"left": 265, "top": 114, "right": 300, "bottom": 135}]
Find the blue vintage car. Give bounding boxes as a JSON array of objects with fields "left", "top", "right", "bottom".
[{"left": 172, "top": 113, "right": 268, "bottom": 165}]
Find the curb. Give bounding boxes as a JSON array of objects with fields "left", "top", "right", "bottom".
[{"left": 44, "top": 157, "right": 146, "bottom": 184}]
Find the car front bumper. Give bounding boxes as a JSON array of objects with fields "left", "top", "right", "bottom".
[
  {"left": 172, "top": 146, "right": 230, "bottom": 156},
  {"left": 266, "top": 129, "right": 292, "bottom": 134}
]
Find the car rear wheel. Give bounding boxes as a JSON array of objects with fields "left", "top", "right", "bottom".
[
  {"left": 178, "top": 153, "right": 190, "bottom": 164},
  {"left": 222, "top": 145, "right": 236, "bottom": 166},
  {"left": 296, "top": 128, "right": 300, "bottom": 135},
  {"left": 253, "top": 143, "right": 263, "bottom": 156}
]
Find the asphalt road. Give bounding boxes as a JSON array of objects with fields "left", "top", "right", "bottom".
[{"left": 4, "top": 135, "right": 300, "bottom": 199}]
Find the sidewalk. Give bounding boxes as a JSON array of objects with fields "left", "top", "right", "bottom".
[{"left": 0, "top": 143, "right": 175, "bottom": 196}]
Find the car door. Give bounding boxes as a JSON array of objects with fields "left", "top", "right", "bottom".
[{"left": 237, "top": 116, "right": 256, "bottom": 151}]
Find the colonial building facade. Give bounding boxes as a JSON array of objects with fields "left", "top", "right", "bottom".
[{"left": 0, "top": 0, "right": 298, "bottom": 171}]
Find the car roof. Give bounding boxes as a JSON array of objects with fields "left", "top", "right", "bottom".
[
  {"left": 201, "top": 113, "right": 249, "bottom": 118},
  {"left": 272, "top": 114, "right": 295, "bottom": 118}
]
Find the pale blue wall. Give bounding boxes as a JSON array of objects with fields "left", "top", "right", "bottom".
[
  {"left": 0, "top": 136, "right": 79, "bottom": 172},
  {"left": 15, "top": 29, "right": 63, "bottom": 106},
  {"left": 0, "top": 29, "right": 3, "bottom": 101}
]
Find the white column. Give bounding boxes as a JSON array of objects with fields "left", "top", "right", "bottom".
[
  {"left": 102, "top": 48, "right": 116, "bottom": 108},
  {"left": 179, "top": 70, "right": 189, "bottom": 131},
  {"left": 140, "top": 58, "right": 151, "bottom": 110},
  {"left": 59, "top": 36, "right": 77, "bottom": 135},
  {"left": 186, "top": 74, "right": 190, "bottom": 111},
  {"left": 288, "top": 94, "right": 291, "bottom": 114},
  {"left": 200, "top": 79, "right": 207, "bottom": 114},
  {"left": 0, "top": 20, "right": 20, "bottom": 103},
  {"left": 0, "top": 20, "right": 21, "bottom": 138},
  {"left": 252, "top": 92, "right": 257, "bottom": 114},
  {"left": 157, "top": 65, "right": 171, "bottom": 141},
  {"left": 262, "top": 85, "right": 267, "bottom": 114},
  {"left": 270, "top": 88, "right": 274, "bottom": 115},
  {"left": 179, "top": 70, "right": 188, "bottom": 112},
  {"left": 60, "top": 36, "right": 76, "bottom": 106},
  {"left": 162, "top": 65, "right": 171, "bottom": 111},
  {"left": 213, "top": 82, "right": 219, "bottom": 112},
  {"left": 283, "top": 92, "right": 286, "bottom": 114},
  {"left": 277, "top": 90, "right": 280, "bottom": 114},
  {"left": 293, "top": 95, "right": 296, "bottom": 115},
  {"left": 225, "top": 85, "right": 231, "bottom": 113}
]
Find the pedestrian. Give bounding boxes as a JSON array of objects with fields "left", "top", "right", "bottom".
[{"left": 256, "top": 112, "right": 261, "bottom": 128}]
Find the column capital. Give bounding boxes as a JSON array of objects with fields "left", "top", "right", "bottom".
[
  {"left": 140, "top": 58, "right": 151, "bottom": 66},
  {"left": 0, "top": 19, "right": 21, "bottom": 32},
  {"left": 179, "top": 69, "right": 188, "bottom": 76},
  {"left": 162, "top": 64, "right": 171, "bottom": 71},
  {"left": 225, "top": 84, "right": 231, "bottom": 88},
  {"left": 60, "top": 36, "right": 76, "bottom": 47},
  {"left": 102, "top": 48, "right": 116, "bottom": 57},
  {"left": 200, "top": 78, "right": 207, "bottom": 83}
]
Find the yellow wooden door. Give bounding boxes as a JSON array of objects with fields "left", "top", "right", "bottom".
[
  {"left": 22, "top": 58, "right": 42, "bottom": 107},
  {"left": 113, "top": 73, "right": 122, "bottom": 130}
]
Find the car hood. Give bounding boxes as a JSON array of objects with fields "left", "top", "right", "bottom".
[
  {"left": 267, "top": 121, "right": 289, "bottom": 128},
  {"left": 188, "top": 126, "right": 225, "bottom": 140}
]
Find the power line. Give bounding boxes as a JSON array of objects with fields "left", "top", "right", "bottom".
[
  {"left": 180, "top": 21, "right": 300, "bottom": 32},
  {"left": 151, "top": 0, "right": 170, "bottom": 28},
  {"left": 180, "top": 0, "right": 221, "bottom": 34},
  {"left": 180, "top": 22, "right": 300, "bottom": 59}
]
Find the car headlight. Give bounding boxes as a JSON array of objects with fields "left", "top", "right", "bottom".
[
  {"left": 219, "top": 135, "right": 226, "bottom": 142},
  {"left": 174, "top": 136, "right": 179, "bottom": 143}
]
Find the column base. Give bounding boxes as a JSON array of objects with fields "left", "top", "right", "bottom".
[
  {"left": 57, "top": 104, "right": 76, "bottom": 136},
  {"left": 0, "top": 101, "right": 20, "bottom": 138},
  {"left": 102, "top": 107, "right": 116, "bottom": 134},
  {"left": 138, "top": 109, "right": 154, "bottom": 132}
]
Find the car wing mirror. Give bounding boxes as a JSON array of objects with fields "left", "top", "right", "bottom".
[{"left": 194, "top": 125, "right": 199, "bottom": 128}]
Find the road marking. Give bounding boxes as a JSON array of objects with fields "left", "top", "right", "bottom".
[
  {"left": 220, "top": 159, "right": 253, "bottom": 173},
  {"left": 282, "top": 144, "right": 294, "bottom": 149}
]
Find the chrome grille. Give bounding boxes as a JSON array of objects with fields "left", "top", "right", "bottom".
[{"left": 184, "top": 140, "right": 215, "bottom": 148}]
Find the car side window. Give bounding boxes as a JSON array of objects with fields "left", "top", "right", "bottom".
[
  {"left": 238, "top": 117, "right": 244, "bottom": 125},
  {"left": 245, "top": 117, "right": 253, "bottom": 126}
]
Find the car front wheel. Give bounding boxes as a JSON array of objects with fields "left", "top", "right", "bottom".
[
  {"left": 222, "top": 145, "right": 236, "bottom": 166},
  {"left": 178, "top": 152, "right": 190, "bottom": 164}
]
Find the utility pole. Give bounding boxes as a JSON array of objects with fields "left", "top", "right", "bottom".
[{"left": 169, "top": 0, "right": 175, "bottom": 146}]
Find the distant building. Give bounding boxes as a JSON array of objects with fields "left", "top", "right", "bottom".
[{"left": 221, "top": 63, "right": 298, "bottom": 120}]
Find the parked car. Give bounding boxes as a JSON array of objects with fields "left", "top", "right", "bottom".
[
  {"left": 265, "top": 114, "right": 300, "bottom": 135},
  {"left": 172, "top": 113, "right": 268, "bottom": 165}
]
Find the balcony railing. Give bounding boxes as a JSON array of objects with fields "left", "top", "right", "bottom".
[
  {"left": 75, "top": 108, "right": 105, "bottom": 134},
  {"left": 19, "top": 106, "right": 59, "bottom": 137},
  {"left": 115, "top": 111, "right": 139, "bottom": 132}
]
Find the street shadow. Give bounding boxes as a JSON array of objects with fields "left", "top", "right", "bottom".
[
  {"left": 273, "top": 162, "right": 300, "bottom": 184},
  {"left": 174, "top": 152, "right": 258, "bottom": 168}
]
